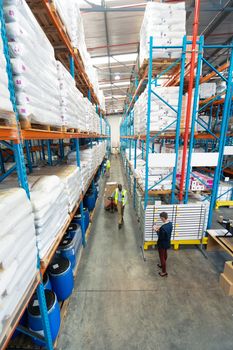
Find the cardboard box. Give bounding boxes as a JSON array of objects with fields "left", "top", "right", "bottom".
[
  {"left": 219, "top": 273, "right": 233, "bottom": 296},
  {"left": 223, "top": 261, "right": 233, "bottom": 282},
  {"left": 104, "top": 182, "right": 117, "bottom": 208}
]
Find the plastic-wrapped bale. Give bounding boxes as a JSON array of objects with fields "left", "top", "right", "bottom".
[
  {"left": 53, "top": 0, "right": 100, "bottom": 99},
  {"left": 56, "top": 61, "right": 86, "bottom": 130},
  {"left": 4, "top": 1, "right": 62, "bottom": 127},
  {"left": 139, "top": 1, "right": 186, "bottom": 65},
  {"left": 33, "top": 165, "right": 82, "bottom": 213},
  {"left": 133, "top": 86, "right": 180, "bottom": 134},
  {"left": 30, "top": 175, "right": 69, "bottom": 259},
  {"left": 0, "top": 188, "right": 37, "bottom": 335},
  {"left": 0, "top": 20, "right": 15, "bottom": 125}
]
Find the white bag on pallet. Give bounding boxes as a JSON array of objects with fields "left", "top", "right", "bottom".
[
  {"left": 4, "top": 1, "right": 62, "bottom": 127},
  {"left": 0, "top": 187, "right": 37, "bottom": 334}
]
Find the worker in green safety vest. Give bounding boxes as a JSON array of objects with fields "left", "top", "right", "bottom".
[
  {"left": 106, "top": 159, "right": 111, "bottom": 177},
  {"left": 112, "top": 184, "right": 127, "bottom": 229}
]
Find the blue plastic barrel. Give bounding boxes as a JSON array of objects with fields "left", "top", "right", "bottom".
[
  {"left": 67, "top": 223, "right": 79, "bottom": 236},
  {"left": 57, "top": 236, "right": 76, "bottom": 270},
  {"left": 43, "top": 272, "right": 52, "bottom": 290},
  {"left": 84, "top": 191, "right": 96, "bottom": 211},
  {"left": 48, "top": 257, "right": 74, "bottom": 301},
  {"left": 66, "top": 224, "right": 82, "bottom": 253},
  {"left": 11, "top": 312, "right": 28, "bottom": 339},
  {"left": 28, "top": 290, "right": 60, "bottom": 345},
  {"left": 73, "top": 208, "right": 89, "bottom": 231}
]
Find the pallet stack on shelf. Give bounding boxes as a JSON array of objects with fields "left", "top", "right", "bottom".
[
  {"left": 120, "top": 1, "right": 233, "bottom": 250},
  {"left": 0, "top": 0, "right": 110, "bottom": 349}
]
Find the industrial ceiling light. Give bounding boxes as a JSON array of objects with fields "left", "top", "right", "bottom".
[{"left": 115, "top": 74, "right": 120, "bottom": 80}]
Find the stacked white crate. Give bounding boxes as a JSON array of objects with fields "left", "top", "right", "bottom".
[
  {"left": 142, "top": 201, "right": 209, "bottom": 243},
  {"left": 0, "top": 20, "right": 14, "bottom": 121},
  {"left": 0, "top": 188, "right": 37, "bottom": 335},
  {"left": 56, "top": 61, "right": 86, "bottom": 130},
  {"left": 139, "top": 1, "right": 186, "bottom": 65},
  {"left": 4, "top": 1, "right": 62, "bottom": 127}
]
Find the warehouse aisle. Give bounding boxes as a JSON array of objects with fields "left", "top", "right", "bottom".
[{"left": 58, "top": 156, "right": 233, "bottom": 350}]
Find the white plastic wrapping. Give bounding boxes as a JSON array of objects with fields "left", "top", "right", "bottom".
[
  {"left": 139, "top": 2, "right": 186, "bottom": 64},
  {"left": 4, "top": 1, "right": 62, "bottom": 126},
  {"left": 0, "top": 20, "right": 14, "bottom": 114},
  {"left": 0, "top": 187, "right": 37, "bottom": 334}
]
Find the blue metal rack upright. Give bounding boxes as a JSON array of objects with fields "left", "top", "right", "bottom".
[{"left": 183, "top": 36, "right": 233, "bottom": 227}]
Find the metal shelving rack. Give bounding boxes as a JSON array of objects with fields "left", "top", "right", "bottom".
[
  {"left": 120, "top": 32, "right": 232, "bottom": 245},
  {"left": 182, "top": 37, "right": 233, "bottom": 227},
  {"left": 0, "top": 1, "right": 110, "bottom": 349},
  {"left": 120, "top": 36, "right": 188, "bottom": 207}
]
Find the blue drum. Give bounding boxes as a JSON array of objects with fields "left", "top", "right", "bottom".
[
  {"left": 48, "top": 257, "right": 74, "bottom": 301},
  {"left": 73, "top": 208, "right": 89, "bottom": 232},
  {"left": 43, "top": 272, "right": 52, "bottom": 290},
  {"left": 84, "top": 191, "right": 96, "bottom": 211},
  {"left": 67, "top": 223, "right": 79, "bottom": 236},
  {"left": 66, "top": 224, "right": 82, "bottom": 254},
  {"left": 11, "top": 312, "right": 28, "bottom": 339},
  {"left": 57, "top": 236, "right": 76, "bottom": 270},
  {"left": 28, "top": 290, "right": 60, "bottom": 345}
]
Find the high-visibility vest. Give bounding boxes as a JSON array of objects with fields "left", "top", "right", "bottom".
[
  {"left": 106, "top": 160, "right": 111, "bottom": 169},
  {"left": 114, "top": 188, "right": 127, "bottom": 205}
]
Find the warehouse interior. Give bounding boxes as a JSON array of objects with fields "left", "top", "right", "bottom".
[{"left": 0, "top": 1, "right": 233, "bottom": 350}]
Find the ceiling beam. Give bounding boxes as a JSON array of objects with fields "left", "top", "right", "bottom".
[{"left": 201, "top": 0, "right": 233, "bottom": 40}]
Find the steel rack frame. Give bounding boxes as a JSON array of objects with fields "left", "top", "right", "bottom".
[{"left": 183, "top": 36, "right": 233, "bottom": 228}]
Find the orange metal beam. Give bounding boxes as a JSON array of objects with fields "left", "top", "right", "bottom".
[
  {"left": 200, "top": 62, "right": 229, "bottom": 84},
  {"left": 21, "top": 129, "right": 107, "bottom": 140},
  {"left": 0, "top": 126, "right": 18, "bottom": 141}
]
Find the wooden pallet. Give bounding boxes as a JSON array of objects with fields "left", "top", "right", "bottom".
[
  {"left": 66, "top": 127, "right": 80, "bottom": 133},
  {"left": 20, "top": 120, "right": 64, "bottom": 132},
  {"left": 0, "top": 110, "right": 17, "bottom": 127},
  {"left": 139, "top": 57, "right": 179, "bottom": 79}
]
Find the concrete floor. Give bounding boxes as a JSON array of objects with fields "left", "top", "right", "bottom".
[{"left": 58, "top": 156, "right": 233, "bottom": 350}]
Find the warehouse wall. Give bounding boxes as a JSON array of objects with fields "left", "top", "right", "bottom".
[{"left": 107, "top": 115, "right": 122, "bottom": 149}]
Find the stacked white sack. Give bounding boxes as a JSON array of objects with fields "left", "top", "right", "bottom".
[
  {"left": 140, "top": 2, "right": 186, "bottom": 65},
  {"left": 0, "top": 20, "right": 14, "bottom": 118},
  {"left": 56, "top": 61, "right": 86, "bottom": 130},
  {"left": 53, "top": 0, "right": 100, "bottom": 100},
  {"left": 134, "top": 86, "right": 180, "bottom": 134},
  {"left": 4, "top": 1, "right": 62, "bottom": 127},
  {"left": 128, "top": 157, "right": 172, "bottom": 191},
  {"left": 33, "top": 165, "right": 82, "bottom": 213},
  {"left": 29, "top": 175, "right": 69, "bottom": 259},
  {"left": 199, "top": 83, "right": 216, "bottom": 99},
  {"left": 0, "top": 188, "right": 37, "bottom": 335}
]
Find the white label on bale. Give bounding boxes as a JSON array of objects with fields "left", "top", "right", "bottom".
[
  {"left": 53, "top": 264, "right": 59, "bottom": 269},
  {"left": 33, "top": 300, "right": 39, "bottom": 307}
]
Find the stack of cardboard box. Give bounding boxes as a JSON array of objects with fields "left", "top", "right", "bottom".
[
  {"left": 104, "top": 182, "right": 117, "bottom": 209},
  {"left": 220, "top": 261, "right": 233, "bottom": 296}
]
